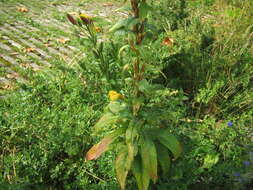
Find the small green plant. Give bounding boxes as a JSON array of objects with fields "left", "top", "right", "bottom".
[{"left": 68, "top": 1, "right": 184, "bottom": 190}]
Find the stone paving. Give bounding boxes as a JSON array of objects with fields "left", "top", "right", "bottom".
[{"left": 0, "top": 0, "right": 122, "bottom": 93}]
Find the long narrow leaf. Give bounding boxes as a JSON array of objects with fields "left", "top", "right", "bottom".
[
  {"left": 156, "top": 143, "right": 171, "bottom": 177},
  {"left": 125, "top": 125, "right": 138, "bottom": 170},
  {"left": 157, "top": 130, "right": 182, "bottom": 160},
  {"left": 115, "top": 149, "right": 129, "bottom": 190},
  {"left": 141, "top": 137, "right": 158, "bottom": 183},
  {"left": 109, "top": 17, "right": 135, "bottom": 32},
  {"left": 132, "top": 156, "right": 150, "bottom": 190},
  {"left": 86, "top": 128, "right": 124, "bottom": 160}
]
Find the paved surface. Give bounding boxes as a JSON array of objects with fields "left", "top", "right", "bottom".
[{"left": 0, "top": 0, "right": 121, "bottom": 92}]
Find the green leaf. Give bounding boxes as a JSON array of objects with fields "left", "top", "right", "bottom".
[
  {"left": 132, "top": 156, "right": 150, "bottom": 190},
  {"left": 156, "top": 143, "right": 171, "bottom": 177},
  {"left": 141, "top": 137, "right": 158, "bottom": 183},
  {"left": 94, "top": 113, "right": 119, "bottom": 132},
  {"left": 109, "top": 17, "right": 138, "bottom": 33},
  {"left": 202, "top": 153, "right": 220, "bottom": 169},
  {"left": 98, "top": 42, "right": 104, "bottom": 52},
  {"left": 139, "top": 2, "right": 152, "bottom": 20},
  {"left": 157, "top": 130, "right": 182, "bottom": 160},
  {"left": 138, "top": 79, "right": 150, "bottom": 93},
  {"left": 118, "top": 45, "right": 130, "bottom": 58},
  {"left": 108, "top": 101, "right": 124, "bottom": 114},
  {"left": 115, "top": 149, "right": 129, "bottom": 190},
  {"left": 115, "top": 5, "right": 132, "bottom": 12},
  {"left": 145, "top": 23, "right": 158, "bottom": 33},
  {"left": 114, "top": 29, "right": 128, "bottom": 36},
  {"left": 125, "top": 124, "right": 138, "bottom": 170}
]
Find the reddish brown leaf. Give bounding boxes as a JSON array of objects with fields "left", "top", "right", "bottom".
[{"left": 86, "top": 136, "right": 113, "bottom": 161}]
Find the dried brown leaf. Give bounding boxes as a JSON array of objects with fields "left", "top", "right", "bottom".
[
  {"left": 9, "top": 52, "right": 19, "bottom": 56},
  {"left": 24, "top": 47, "right": 35, "bottom": 53},
  {"left": 57, "top": 38, "right": 70, "bottom": 44},
  {"left": 103, "top": 2, "right": 114, "bottom": 7},
  {"left": 1, "top": 84, "right": 14, "bottom": 90},
  {"left": 162, "top": 37, "right": 174, "bottom": 47},
  {"left": 6, "top": 72, "right": 20, "bottom": 79},
  {"left": 17, "top": 7, "right": 28, "bottom": 12},
  {"left": 20, "top": 63, "right": 31, "bottom": 69}
]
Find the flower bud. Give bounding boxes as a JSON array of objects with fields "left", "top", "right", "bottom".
[
  {"left": 80, "top": 13, "right": 93, "bottom": 25},
  {"left": 67, "top": 14, "right": 77, "bottom": 25}
]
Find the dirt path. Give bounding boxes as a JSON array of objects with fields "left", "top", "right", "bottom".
[{"left": 0, "top": 0, "right": 122, "bottom": 93}]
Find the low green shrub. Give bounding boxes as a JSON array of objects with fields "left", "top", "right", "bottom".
[{"left": 0, "top": 64, "right": 119, "bottom": 189}]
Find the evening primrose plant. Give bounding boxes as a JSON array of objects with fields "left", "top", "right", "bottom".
[{"left": 68, "top": 1, "right": 185, "bottom": 189}]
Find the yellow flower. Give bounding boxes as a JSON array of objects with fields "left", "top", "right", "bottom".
[{"left": 108, "top": 91, "right": 124, "bottom": 101}]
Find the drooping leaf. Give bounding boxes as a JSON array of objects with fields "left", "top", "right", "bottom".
[
  {"left": 86, "top": 136, "right": 113, "bottom": 161},
  {"left": 132, "top": 156, "right": 150, "bottom": 190},
  {"left": 125, "top": 123, "right": 138, "bottom": 144},
  {"left": 132, "top": 157, "right": 142, "bottom": 190},
  {"left": 141, "top": 137, "right": 158, "bottom": 183},
  {"left": 115, "top": 149, "right": 129, "bottom": 190},
  {"left": 126, "top": 143, "right": 135, "bottom": 171},
  {"left": 94, "top": 113, "right": 119, "bottom": 132},
  {"left": 156, "top": 143, "right": 171, "bottom": 177},
  {"left": 157, "top": 130, "right": 182, "bottom": 160},
  {"left": 86, "top": 128, "right": 124, "bottom": 160},
  {"left": 125, "top": 124, "right": 138, "bottom": 170},
  {"left": 118, "top": 45, "right": 130, "bottom": 58}
]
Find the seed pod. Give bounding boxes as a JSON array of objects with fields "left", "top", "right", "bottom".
[{"left": 67, "top": 14, "right": 77, "bottom": 25}]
